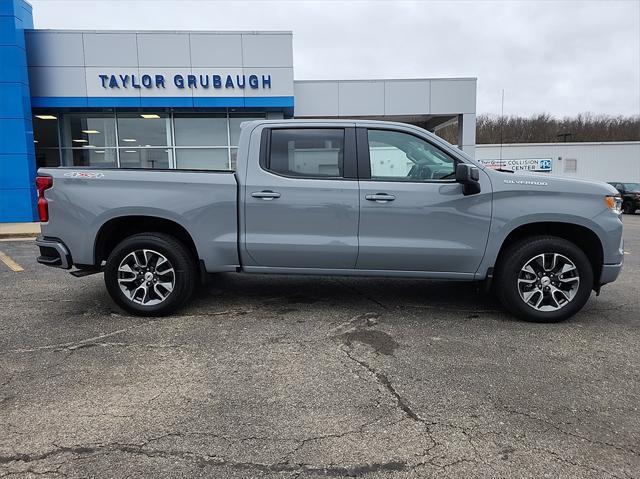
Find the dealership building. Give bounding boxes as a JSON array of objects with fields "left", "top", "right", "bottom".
[{"left": 0, "top": 0, "right": 477, "bottom": 223}]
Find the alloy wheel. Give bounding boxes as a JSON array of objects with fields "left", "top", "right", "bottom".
[
  {"left": 517, "top": 253, "right": 580, "bottom": 312},
  {"left": 117, "top": 249, "right": 175, "bottom": 306}
]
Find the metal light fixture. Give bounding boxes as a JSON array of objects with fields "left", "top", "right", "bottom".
[
  {"left": 140, "top": 114, "right": 160, "bottom": 119},
  {"left": 35, "top": 115, "right": 57, "bottom": 120}
]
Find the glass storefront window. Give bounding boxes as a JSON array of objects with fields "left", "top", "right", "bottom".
[
  {"left": 120, "top": 148, "right": 171, "bottom": 169},
  {"left": 174, "top": 115, "right": 227, "bottom": 146},
  {"left": 229, "top": 113, "right": 265, "bottom": 146},
  {"left": 33, "top": 114, "right": 59, "bottom": 147},
  {"left": 33, "top": 113, "right": 61, "bottom": 167},
  {"left": 175, "top": 149, "right": 229, "bottom": 170},
  {"left": 60, "top": 113, "right": 116, "bottom": 148},
  {"left": 37, "top": 111, "right": 271, "bottom": 170},
  {"left": 117, "top": 113, "right": 170, "bottom": 147},
  {"left": 35, "top": 149, "right": 61, "bottom": 167},
  {"left": 63, "top": 148, "right": 117, "bottom": 168}
]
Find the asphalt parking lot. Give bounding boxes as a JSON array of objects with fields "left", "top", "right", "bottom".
[{"left": 1, "top": 217, "right": 639, "bottom": 479}]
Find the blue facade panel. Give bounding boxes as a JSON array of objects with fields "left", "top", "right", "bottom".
[
  {"left": 0, "top": 187, "right": 37, "bottom": 222},
  {"left": 31, "top": 96, "right": 295, "bottom": 109},
  {"left": 0, "top": 82, "right": 25, "bottom": 117},
  {"left": 0, "top": 0, "right": 36, "bottom": 222}
]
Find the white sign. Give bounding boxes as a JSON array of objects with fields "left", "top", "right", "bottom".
[{"left": 479, "top": 158, "right": 553, "bottom": 172}]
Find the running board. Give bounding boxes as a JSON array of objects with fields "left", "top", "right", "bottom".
[{"left": 70, "top": 267, "right": 102, "bottom": 277}]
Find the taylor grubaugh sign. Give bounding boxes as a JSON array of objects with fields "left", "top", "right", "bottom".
[
  {"left": 99, "top": 73, "right": 273, "bottom": 90},
  {"left": 479, "top": 158, "right": 553, "bottom": 172}
]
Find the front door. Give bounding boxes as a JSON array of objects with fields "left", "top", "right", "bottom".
[
  {"left": 356, "top": 127, "right": 492, "bottom": 274},
  {"left": 243, "top": 126, "right": 359, "bottom": 269}
]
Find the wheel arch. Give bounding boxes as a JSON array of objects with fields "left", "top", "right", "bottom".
[
  {"left": 94, "top": 215, "right": 200, "bottom": 267},
  {"left": 493, "top": 222, "right": 603, "bottom": 288}
]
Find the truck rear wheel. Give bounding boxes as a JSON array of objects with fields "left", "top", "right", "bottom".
[
  {"left": 104, "top": 233, "right": 197, "bottom": 316},
  {"left": 494, "top": 236, "right": 593, "bottom": 323}
]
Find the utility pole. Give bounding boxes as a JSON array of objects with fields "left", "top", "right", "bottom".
[{"left": 499, "top": 89, "right": 505, "bottom": 161}]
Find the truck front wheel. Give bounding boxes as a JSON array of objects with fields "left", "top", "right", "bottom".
[
  {"left": 494, "top": 236, "right": 593, "bottom": 323},
  {"left": 104, "top": 233, "right": 197, "bottom": 316}
]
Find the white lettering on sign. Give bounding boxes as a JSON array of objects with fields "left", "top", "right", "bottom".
[{"left": 480, "top": 158, "right": 553, "bottom": 172}]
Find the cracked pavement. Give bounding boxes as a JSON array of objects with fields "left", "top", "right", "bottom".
[{"left": 1, "top": 216, "right": 639, "bottom": 478}]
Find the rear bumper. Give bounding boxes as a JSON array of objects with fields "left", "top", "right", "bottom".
[{"left": 35, "top": 236, "right": 72, "bottom": 269}]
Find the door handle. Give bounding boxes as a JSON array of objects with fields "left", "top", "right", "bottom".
[
  {"left": 251, "top": 190, "right": 281, "bottom": 200},
  {"left": 365, "top": 193, "right": 396, "bottom": 202}
]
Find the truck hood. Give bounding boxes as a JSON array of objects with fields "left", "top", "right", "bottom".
[{"left": 488, "top": 169, "right": 619, "bottom": 196}]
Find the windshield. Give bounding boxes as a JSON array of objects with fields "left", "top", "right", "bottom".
[{"left": 625, "top": 183, "right": 640, "bottom": 192}]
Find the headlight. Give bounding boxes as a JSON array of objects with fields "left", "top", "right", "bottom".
[{"left": 605, "top": 195, "right": 623, "bottom": 215}]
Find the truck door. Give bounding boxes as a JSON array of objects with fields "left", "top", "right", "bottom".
[
  {"left": 243, "top": 126, "right": 359, "bottom": 269},
  {"left": 355, "top": 127, "right": 492, "bottom": 275}
]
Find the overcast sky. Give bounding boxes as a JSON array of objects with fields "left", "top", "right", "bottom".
[{"left": 30, "top": 0, "right": 640, "bottom": 118}]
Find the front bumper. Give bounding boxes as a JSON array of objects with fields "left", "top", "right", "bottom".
[
  {"left": 600, "top": 262, "right": 623, "bottom": 285},
  {"left": 35, "top": 236, "right": 72, "bottom": 269}
]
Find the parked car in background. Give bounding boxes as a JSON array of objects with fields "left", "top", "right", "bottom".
[
  {"left": 35, "top": 119, "right": 624, "bottom": 323},
  {"left": 608, "top": 182, "right": 640, "bottom": 214}
]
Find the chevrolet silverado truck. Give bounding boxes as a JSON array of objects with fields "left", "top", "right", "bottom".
[{"left": 35, "top": 119, "right": 624, "bottom": 322}]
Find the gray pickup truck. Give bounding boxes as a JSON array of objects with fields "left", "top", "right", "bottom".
[{"left": 35, "top": 119, "right": 624, "bottom": 322}]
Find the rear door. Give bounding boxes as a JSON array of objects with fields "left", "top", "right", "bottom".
[
  {"left": 243, "top": 126, "right": 359, "bottom": 269},
  {"left": 355, "top": 126, "right": 492, "bottom": 274}
]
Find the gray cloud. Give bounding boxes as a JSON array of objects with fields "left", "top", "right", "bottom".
[{"left": 30, "top": 0, "right": 640, "bottom": 117}]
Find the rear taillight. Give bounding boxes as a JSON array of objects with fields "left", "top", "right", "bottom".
[{"left": 35, "top": 176, "right": 53, "bottom": 222}]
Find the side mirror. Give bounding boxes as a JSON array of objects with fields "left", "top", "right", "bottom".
[{"left": 455, "top": 163, "right": 481, "bottom": 195}]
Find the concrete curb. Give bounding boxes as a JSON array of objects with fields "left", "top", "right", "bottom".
[{"left": 0, "top": 223, "right": 41, "bottom": 239}]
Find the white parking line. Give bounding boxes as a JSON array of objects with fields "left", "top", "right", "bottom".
[{"left": 0, "top": 250, "right": 24, "bottom": 272}]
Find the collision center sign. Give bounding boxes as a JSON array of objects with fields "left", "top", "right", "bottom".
[{"left": 479, "top": 158, "right": 553, "bottom": 172}]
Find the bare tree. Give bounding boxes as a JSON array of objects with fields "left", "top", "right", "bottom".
[{"left": 434, "top": 113, "right": 640, "bottom": 144}]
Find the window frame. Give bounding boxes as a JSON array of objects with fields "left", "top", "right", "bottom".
[
  {"left": 259, "top": 127, "right": 357, "bottom": 181},
  {"left": 357, "top": 127, "right": 459, "bottom": 183}
]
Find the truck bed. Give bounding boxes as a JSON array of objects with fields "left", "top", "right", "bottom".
[{"left": 38, "top": 168, "right": 240, "bottom": 272}]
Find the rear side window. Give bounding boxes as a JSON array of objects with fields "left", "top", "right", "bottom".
[{"left": 268, "top": 129, "right": 344, "bottom": 178}]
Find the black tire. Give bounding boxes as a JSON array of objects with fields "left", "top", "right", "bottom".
[
  {"left": 104, "top": 233, "right": 197, "bottom": 316},
  {"left": 622, "top": 202, "right": 635, "bottom": 215},
  {"left": 494, "top": 236, "right": 594, "bottom": 323}
]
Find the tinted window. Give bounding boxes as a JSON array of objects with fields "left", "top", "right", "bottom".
[
  {"left": 367, "top": 129, "right": 455, "bottom": 181},
  {"left": 268, "top": 129, "right": 344, "bottom": 178}
]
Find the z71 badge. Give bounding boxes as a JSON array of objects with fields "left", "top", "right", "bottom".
[{"left": 63, "top": 171, "right": 105, "bottom": 179}]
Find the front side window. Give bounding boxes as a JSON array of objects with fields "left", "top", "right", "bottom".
[
  {"left": 367, "top": 129, "right": 455, "bottom": 181},
  {"left": 268, "top": 129, "right": 344, "bottom": 178}
]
